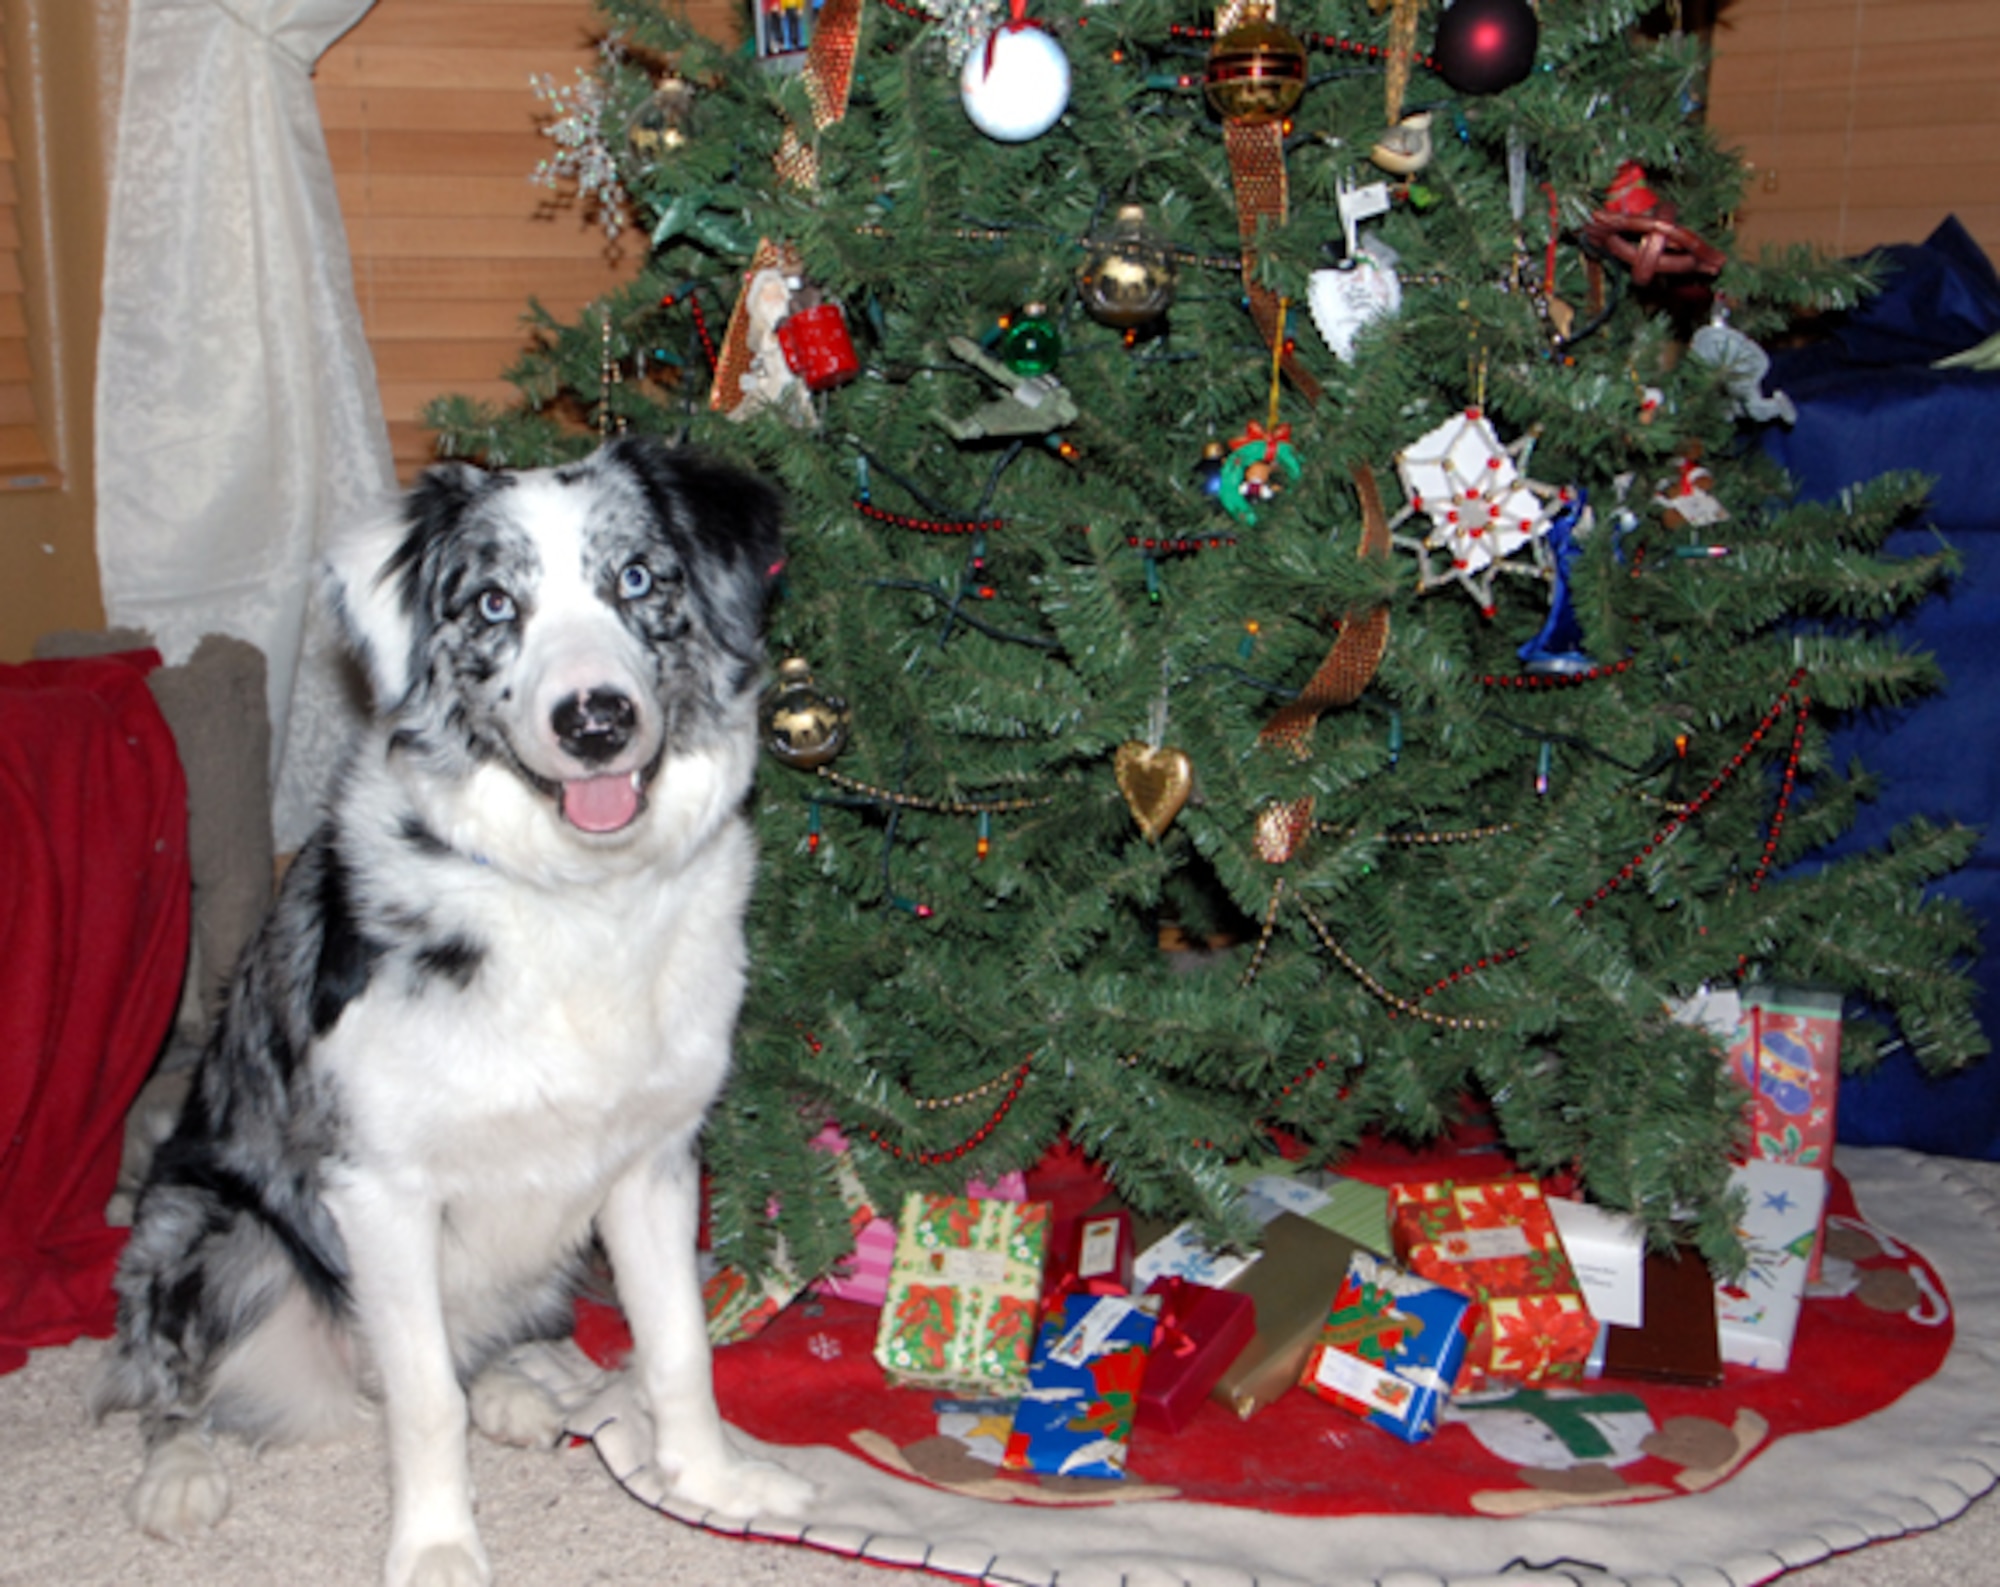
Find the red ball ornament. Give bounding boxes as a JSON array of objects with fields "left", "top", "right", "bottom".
[{"left": 1433, "top": 0, "right": 1539, "bottom": 96}]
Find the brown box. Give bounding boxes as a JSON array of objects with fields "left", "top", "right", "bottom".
[
  {"left": 1598, "top": 1246, "right": 1724, "bottom": 1388},
  {"left": 1210, "top": 1213, "right": 1365, "bottom": 1419}
]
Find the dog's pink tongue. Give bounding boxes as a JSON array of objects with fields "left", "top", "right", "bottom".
[{"left": 562, "top": 774, "right": 640, "bottom": 834}]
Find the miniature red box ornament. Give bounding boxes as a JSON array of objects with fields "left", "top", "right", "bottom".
[{"left": 776, "top": 302, "right": 860, "bottom": 391}]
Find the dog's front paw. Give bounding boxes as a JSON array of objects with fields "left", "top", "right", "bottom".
[
  {"left": 128, "top": 1432, "right": 230, "bottom": 1538},
  {"left": 665, "top": 1454, "right": 816, "bottom": 1522},
  {"left": 388, "top": 1539, "right": 490, "bottom": 1587},
  {"left": 468, "top": 1357, "right": 564, "bottom": 1449}
]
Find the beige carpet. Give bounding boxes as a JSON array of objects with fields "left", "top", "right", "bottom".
[{"left": 8, "top": 1153, "right": 1997, "bottom": 1587}]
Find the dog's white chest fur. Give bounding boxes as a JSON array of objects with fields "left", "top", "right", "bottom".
[{"left": 318, "top": 775, "right": 752, "bottom": 1281}]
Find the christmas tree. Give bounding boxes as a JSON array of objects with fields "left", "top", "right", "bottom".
[{"left": 428, "top": 0, "right": 1986, "bottom": 1281}]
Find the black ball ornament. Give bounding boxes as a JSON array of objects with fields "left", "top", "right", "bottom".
[{"left": 1433, "top": 0, "right": 1539, "bottom": 97}]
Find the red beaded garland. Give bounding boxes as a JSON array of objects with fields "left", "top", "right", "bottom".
[
  {"left": 1413, "top": 668, "right": 1812, "bottom": 1008},
  {"left": 854, "top": 499, "right": 1006, "bottom": 535},
  {"left": 661, "top": 289, "right": 718, "bottom": 372},
  {"left": 865, "top": 1057, "right": 1033, "bottom": 1165},
  {"left": 1128, "top": 533, "right": 1238, "bottom": 554},
  {"left": 1168, "top": 22, "right": 1438, "bottom": 72},
  {"left": 1478, "top": 656, "right": 1635, "bottom": 690},
  {"left": 1749, "top": 693, "right": 1811, "bottom": 892}
]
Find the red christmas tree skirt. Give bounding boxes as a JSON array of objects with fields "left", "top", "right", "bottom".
[{"left": 566, "top": 1147, "right": 2000, "bottom": 1586}]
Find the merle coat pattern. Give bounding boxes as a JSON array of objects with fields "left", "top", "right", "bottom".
[{"left": 92, "top": 438, "right": 811, "bottom": 1587}]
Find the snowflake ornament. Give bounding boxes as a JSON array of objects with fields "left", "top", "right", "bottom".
[
  {"left": 913, "top": 0, "right": 1009, "bottom": 67},
  {"left": 531, "top": 38, "right": 635, "bottom": 241},
  {"left": 1389, "top": 408, "right": 1564, "bottom": 614}
]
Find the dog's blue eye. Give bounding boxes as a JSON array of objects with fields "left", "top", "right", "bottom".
[
  {"left": 476, "top": 588, "right": 516, "bottom": 625},
  {"left": 618, "top": 562, "right": 653, "bottom": 601}
]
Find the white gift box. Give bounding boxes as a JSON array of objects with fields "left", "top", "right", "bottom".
[
  {"left": 1549, "top": 1196, "right": 1646, "bottom": 1330},
  {"left": 1715, "top": 1158, "right": 1829, "bottom": 1371}
]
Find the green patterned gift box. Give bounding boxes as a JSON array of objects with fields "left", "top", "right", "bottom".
[{"left": 873, "top": 1193, "right": 1051, "bottom": 1394}]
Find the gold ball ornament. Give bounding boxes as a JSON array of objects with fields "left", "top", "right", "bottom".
[
  {"left": 1078, "top": 204, "right": 1180, "bottom": 331},
  {"left": 628, "top": 75, "right": 699, "bottom": 156},
  {"left": 759, "top": 657, "right": 852, "bottom": 770},
  {"left": 1204, "top": 9, "right": 1309, "bottom": 125}
]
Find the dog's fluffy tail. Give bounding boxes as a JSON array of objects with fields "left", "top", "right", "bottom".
[{"left": 90, "top": 1181, "right": 363, "bottom": 1448}]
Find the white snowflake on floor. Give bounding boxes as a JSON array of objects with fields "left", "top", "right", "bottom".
[
  {"left": 1390, "top": 407, "right": 1563, "bottom": 614},
  {"left": 807, "top": 1331, "right": 843, "bottom": 1362}
]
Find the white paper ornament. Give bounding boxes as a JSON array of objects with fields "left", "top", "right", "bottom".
[
  {"left": 1390, "top": 407, "right": 1560, "bottom": 611},
  {"left": 960, "top": 25, "right": 1070, "bottom": 142},
  {"left": 1307, "top": 237, "right": 1402, "bottom": 362}
]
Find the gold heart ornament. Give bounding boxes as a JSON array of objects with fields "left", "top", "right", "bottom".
[{"left": 1114, "top": 741, "right": 1194, "bottom": 843}]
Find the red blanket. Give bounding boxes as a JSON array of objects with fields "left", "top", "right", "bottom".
[{"left": 0, "top": 653, "right": 190, "bottom": 1373}]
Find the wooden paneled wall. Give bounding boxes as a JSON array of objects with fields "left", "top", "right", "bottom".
[
  {"left": 0, "top": 24, "right": 59, "bottom": 488},
  {"left": 0, "top": 0, "right": 113, "bottom": 658},
  {"left": 317, "top": 0, "right": 739, "bottom": 481},
  {"left": 1704, "top": 0, "right": 2000, "bottom": 262},
  {"left": 317, "top": 0, "right": 1998, "bottom": 484}
]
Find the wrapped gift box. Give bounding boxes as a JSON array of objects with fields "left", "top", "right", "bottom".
[
  {"left": 1390, "top": 1176, "right": 1596, "bottom": 1387},
  {"left": 1210, "top": 1212, "right": 1366, "bottom": 1418},
  {"left": 1729, "top": 984, "right": 1843, "bottom": 1170},
  {"left": 1548, "top": 1196, "right": 1645, "bottom": 1331},
  {"left": 1590, "top": 1244, "right": 1724, "bottom": 1387},
  {"left": 1716, "top": 1158, "right": 1828, "bottom": 1371},
  {"left": 1132, "top": 1219, "right": 1259, "bottom": 1291},
  {"left": 811, "top": 1123, "right": 1029, "bottom": 1307},
  {"left": 1134, "top": 1276, "right": 1257, "bottom": 1434},
  {"left": 1229, "top": 1159, "right": 1392, "bottom": 1253},
  {"left": 874, "top": 1193, "right": 1051, "bottom": 1393},
  {"left": 1677, "top": 982, "right": 1840, "bottom": 1281},
  {"left": 1002, "top": 1292, "right": 1159, "bottom": 1479},
  {"left": 701, "top": 1253, "right": 802, "bottom": 1346},
  {"left": 1300, "top": 1250, "right": 1476, "bottom": 1444},
  {"left": 1044, "top": 1207, "right": 1136, "bottom": 1307}
]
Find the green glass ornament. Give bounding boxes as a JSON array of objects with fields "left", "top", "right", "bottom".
[{"left": 998, "top": 303, "right": 1061, "bottom": 376}]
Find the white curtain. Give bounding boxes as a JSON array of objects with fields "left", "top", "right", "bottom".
[{"left": 95, "top": 0, "right": 392, "bottom": 852}]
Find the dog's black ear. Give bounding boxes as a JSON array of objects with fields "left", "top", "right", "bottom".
[
  {"left": 327, "top": 460, "right": 492, "bottom": 709},
  {"left": 605, "top": 436, "right": 787, "bottom": 594}
]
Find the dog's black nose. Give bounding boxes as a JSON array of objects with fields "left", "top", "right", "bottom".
[{"left": 552, "top": 688, "right": 638, "bottom": 764}]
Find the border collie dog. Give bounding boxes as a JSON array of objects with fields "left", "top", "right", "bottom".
[{"left": 93, "top": 437, "right": 812, "bottom": 1587}]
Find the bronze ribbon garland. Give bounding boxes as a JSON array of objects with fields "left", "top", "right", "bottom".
[
  {"left": 1215, "top": 0, "right": 1322, "bottom": 405},
  {"left": 1223, "top": 119, "right": 1322, "bottom": 406},
  {"left": 711, "top": 0, "right": 868, "bottom": 412},
  {"left": 1260, "top": 461, "right": 1394, "bottom": 752},
  {"left": 803, "top": 0, "right": 865, "bottom": 129},
  {"left": 1209, "top": 1, "right": 1388, "bottom": 742}
]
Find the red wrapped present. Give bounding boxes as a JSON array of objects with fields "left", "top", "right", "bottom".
[
  {"left": 1044, "top": 1208, "right": 1136, "bottom": 1314},
  {"left": 1389, "top": 1176, "right": 1596, "bottom": 1388},
  {"left": 1134, "top": 1277, "right": 1257, "bottom": 1435}
]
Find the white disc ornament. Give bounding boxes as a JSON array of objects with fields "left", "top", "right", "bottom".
[{"left": 960, "top": 25, "right": 1070, "bottom": 142}]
